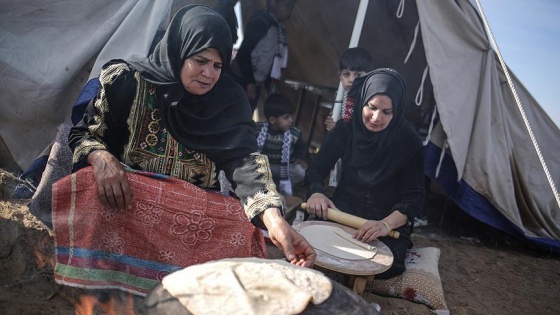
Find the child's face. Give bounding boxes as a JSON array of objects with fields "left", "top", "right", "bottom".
[
  {"left": 270, "top": 113, "right": 293, "bottom": 132},
  {"left": 339, "top": 69, "right": 367, "bottom": 91}
]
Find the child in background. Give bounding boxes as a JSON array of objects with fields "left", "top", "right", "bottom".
[
  {"left": 228, "top": 0, "right": 297, "bottom": 112},
  {"left": 323, "top": 47, "right": 373, "bottom": 188},
  {"left": 257, "top": 93, "right": 307, "bottom": 195},
  {"left": 324, "top": 47, "right": 374, "bottom": 131}
]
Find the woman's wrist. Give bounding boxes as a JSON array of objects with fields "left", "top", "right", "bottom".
[
  {"left": 260, "top": 207, "right": 285, "bottom": 231},
  {"left": 380, "top": 220, "right": 391, "bottom": 232}
]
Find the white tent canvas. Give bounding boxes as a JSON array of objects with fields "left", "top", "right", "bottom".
[{"left": 416, "top": 0, "right": 559, "bottom": 248}]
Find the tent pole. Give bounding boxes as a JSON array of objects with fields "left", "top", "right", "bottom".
[{"left": 332, "top": 0, "right": 369, "bottom": 121}]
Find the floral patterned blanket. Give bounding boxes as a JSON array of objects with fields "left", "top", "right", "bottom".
[{"left": 52, "top": 166, "right": 266, "bottom": 296}]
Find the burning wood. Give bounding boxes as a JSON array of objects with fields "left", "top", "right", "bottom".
[
  {"left": 32, "top": 232, "right": 55, "bottom": 269},
  {"left": 74, "top": 290, "right": 135, "bottom": 315}
]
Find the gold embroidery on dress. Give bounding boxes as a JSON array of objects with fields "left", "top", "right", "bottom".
[
  {"left": 245, "top": 190, "right": 284, "bottom": 220},
  {"left": 254, "top": 153, "right": 279, "bottom": 193},
  {"left": 146, "top": 107, "right": 161, "bottom": 144},
  {"left": 148, "top": 121, "right": 159, "bottom": 133},
  {"left": 89, "top": 63, "right": 130, "bottom": 138},
  {"left": 121, "top": 72, "right": 218, "bottom": 188},
  {"left": 151, "top": 108, "right": 159, "bottom": 120},
  {"left": 145, "top": 134, "right": 158, "bottom": 147},
  {"left": 244, "top": 153, "right": 283, "bottom": 219},
  {"left": 73, "top": 139, "right": 106, "bottom": 164}
]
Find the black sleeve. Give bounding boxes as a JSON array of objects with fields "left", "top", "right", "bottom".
[
  {"left": 292, "top": 128, "right": 307, "bottom": 161},
  {"left": 305, "top": 123, "right": 347, "bottom": 197},
  {"left": 391, "top": 149, "right": 426, "bottom": 221},
  {"left": 68, "top": 63, "right": 136, "bottom": 171},
  {"left": 218, "top": 153, "right": 284, "bottom": 228}
]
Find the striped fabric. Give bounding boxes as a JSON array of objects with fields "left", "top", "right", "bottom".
[{"left": 52, "top": 167, "right": 266, "bottom": 296}]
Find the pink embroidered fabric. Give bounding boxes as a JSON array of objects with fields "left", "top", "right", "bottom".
[{"left": 52, "top": 167, "right": 266, "bottom": 296}]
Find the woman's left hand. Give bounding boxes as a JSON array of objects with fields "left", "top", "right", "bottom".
[
  {"left": 261, "top": 208, "right": 316, "bottom": 267},
  {"left": 293, "top": 158, "right": 307, "bottom": 169},
  {"left": 88, "top": 149, "right": 132, "bottom": 210},
  {"left": 355, "top": 220, "right": 389, "bottom": 243},
  {"left": 324, "top": 112, "right": 335, "bottom": 131}
]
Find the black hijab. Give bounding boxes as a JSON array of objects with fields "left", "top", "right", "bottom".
[
  {"left": 343, "top": 68, "right": 422, "bottom": 184},
  {"left": 128, "top": 5, "right": 257, "bottom": 163}
]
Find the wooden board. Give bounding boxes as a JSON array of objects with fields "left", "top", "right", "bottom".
[{"left": 293, "top": 221, "right": 394, "bottom": 276}]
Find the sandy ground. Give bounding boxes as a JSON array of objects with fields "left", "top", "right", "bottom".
[{"left": 1, "top": 173, "right": 559, "bottom": 315}]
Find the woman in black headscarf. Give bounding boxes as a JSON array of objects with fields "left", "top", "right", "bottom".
[
  {"left": 304, "top": 68, "right": 425, "bottom": 278},
  {"left": 69, "top": 5, "right": 315, "bottom": 267}
]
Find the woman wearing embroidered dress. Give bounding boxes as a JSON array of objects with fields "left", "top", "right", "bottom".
[
  {"left": 303, "top": 68, "right": 424, "bottom": 278},
  {"left": 68, "top": 5, "right": 315, "bottom": 269}
]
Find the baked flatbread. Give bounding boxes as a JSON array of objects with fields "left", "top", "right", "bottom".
[{"left": 162, "top": 258, "right": 332, "bottom": 315}]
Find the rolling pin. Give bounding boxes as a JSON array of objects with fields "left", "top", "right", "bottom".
[{"left": 300, "top": 202, "right": 400, "bottom": 239}]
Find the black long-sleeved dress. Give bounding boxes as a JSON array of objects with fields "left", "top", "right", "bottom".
[
  {"left": 69, "top": 62, "right": 283, "bottom": 224},
  {"left": 306, "top": 122, "right": 425, "bottom": 278}
]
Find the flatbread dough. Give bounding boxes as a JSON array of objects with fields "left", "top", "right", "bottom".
[
  {"left": 161, "top": 258, "right": 332, "bottom": 315},
  {"left": 300, "top": 225, "right": 377, "bottom": 260}
]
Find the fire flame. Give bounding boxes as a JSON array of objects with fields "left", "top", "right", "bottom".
[
  {"left": 27, "top": 230, "right": 137, "bottom": 314},
  {"left": 74, "top": 290, "right": 135, "bottom": 315},
  {"left": 32, "top": 234, "right": 55, "bottom": 269}
]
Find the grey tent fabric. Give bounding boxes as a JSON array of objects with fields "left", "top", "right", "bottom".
[
  {"left": 27, "top": 124, "right": 73, "bottom": 228},
  {"left": 0, "top": 0, "right": 172, "bottom": 170},
  {"left": 417, "top": 0, "right": 560, "bottom": 241}
]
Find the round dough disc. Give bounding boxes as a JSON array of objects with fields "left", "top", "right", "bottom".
[{"left": 300, "top": 225, "right": 375, "bottom": 260}]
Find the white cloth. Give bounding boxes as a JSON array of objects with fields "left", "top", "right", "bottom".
[
  {"left": 270, "top": 44, "right": 288, "bottom": 80},
  {"left": 250, "top": 27, "right": 278, "bottom": 84}
]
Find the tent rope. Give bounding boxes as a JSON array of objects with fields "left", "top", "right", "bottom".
[
  {"left": 404, "top": 21, "right": 419, "bottom": 63},
  {"left": 435, "top": 140, "right": 448, "bottom": 178},
  {"left": 400, "top": 1, "right": 428, "bottom": 108},
  {"left": 474, "top": 0, "right": 560, "bottom": 209},
  {"left": 423, "top": 104, "right": 438, "bottom": 146},
  {"left": 396, "top": 0, "right": 405, "bottom": 18},
  {"left": 415, "top": 64, "right": 428, "bottom": 105}
]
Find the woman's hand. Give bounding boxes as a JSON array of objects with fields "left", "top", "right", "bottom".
[
  {"left": 87, "top": 150, "right": 132, "bottom": 210},
  {"left": 324, "top": 112, "right": 335, "bottom": 131},
  {"left": 304, "top": 193, "right": 336, "bottom": 220},
  {"left": 261, "top": 208, "right": 316, "bottom": 267},
  {"left": 293, "top": 158, "right": 307, "bottom": 169},
  {"left": 246, "top": 83, "right": 257, "bottom": 101},
  {"left": 355, "top": 211, "right": 407, "bottom": 242},
  {"left": 355, "top": 220, "right": 390, "bottom": 243}
]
